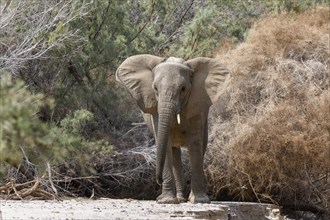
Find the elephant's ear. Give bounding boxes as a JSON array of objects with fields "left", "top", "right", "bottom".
[
  {"left": 185, "top": 57, "right": 230, "bottom": 117},
  {"left": 116, "top": 54, "right": 164, "bottom": 113}
]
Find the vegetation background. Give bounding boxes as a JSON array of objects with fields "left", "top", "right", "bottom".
[{"left": 0, "top": 0, "right": 329, "bottom": 218}]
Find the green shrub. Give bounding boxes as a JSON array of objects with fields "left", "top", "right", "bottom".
[
  {"left": 0, "top": 73, "right": 113, "bottom": 175},
  {"left": 0, "top": 72, "right": 54, "bottom": 166}
]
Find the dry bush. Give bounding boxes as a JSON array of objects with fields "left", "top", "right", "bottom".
[
  {"left": 206, "top": 7, "right": 329, "bottom": 215},
  {"left": 91, "top": 146, "right": 159, "bottom": 199},
  {"left": 0, "top": 146, "right": 159, "bottom": 200},
  {"left": 0, "top": 145, "right": 190, "bottom": 200},
  {"left": 1, "top": 134, "right": 191, "bottom": 201},
  {"left": 84, "top": 146, "right": 190, "bottom": 199}
]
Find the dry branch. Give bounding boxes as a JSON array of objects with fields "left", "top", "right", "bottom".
[
  {"left": 0, "top": 0, "right": 90, "bottom": 74},
  {"left": 0, "top": 178, "right": 55, "bottom": 200}
]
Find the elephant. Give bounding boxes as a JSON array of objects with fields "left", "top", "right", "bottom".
[{"left": 116, "top": 54, "right": 230, "bottom": 204}]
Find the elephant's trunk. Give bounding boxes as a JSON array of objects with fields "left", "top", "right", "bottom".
[{"left": 156, "top": 102, "right": 175, "bottom": 185}]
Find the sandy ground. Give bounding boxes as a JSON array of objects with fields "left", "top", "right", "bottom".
[
  {"left": 0, "top": 198, "right": 285, "bottom": 220},
  {"left": 0, "top": 198, "right": 230, "bottom": 220}
]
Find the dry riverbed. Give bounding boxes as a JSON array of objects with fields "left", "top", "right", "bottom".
[{"left": 0, "top": 198, "right": 286, "bottom": 220}]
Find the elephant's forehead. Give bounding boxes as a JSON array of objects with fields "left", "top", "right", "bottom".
[
  {"left": 154, "top": 62, "right": 192, "bottom": 76},
  {"left": 166, "top": 57, "right": 185, "bottom": 63}
]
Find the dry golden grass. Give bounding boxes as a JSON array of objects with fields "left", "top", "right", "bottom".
[{"left": 207, "top": 7, "right": 329, "bottom": 215}]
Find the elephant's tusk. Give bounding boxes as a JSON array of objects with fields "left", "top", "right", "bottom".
[{"left": 177, "top": 114, "right": 181, "bottom": 125}]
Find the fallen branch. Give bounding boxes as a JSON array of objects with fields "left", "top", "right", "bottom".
[{"left": 0, "top": 178, "right": 55, "bottom": 200}]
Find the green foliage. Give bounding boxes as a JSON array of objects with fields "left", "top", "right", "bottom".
[
  {"left": 0, "top": 72, "right": 112, "bottom": 171},
  {"left": 41, "top": 0, "right": 157, "bottom": 130},
  {"left": 0, "top": 72, "right": 54, "bottom": 166},
  {"left": 49, "top": 110, "right": 113, "bottom": 158},
  {"left": 60, "top": 110, "right": 94, "bottom": 136},
  {"left": 168, "top": 6, "right": 220, "bottom": 58}
]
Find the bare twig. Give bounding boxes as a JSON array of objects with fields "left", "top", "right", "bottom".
[
  {"left": 46, "top": 162, "right": 58, "bottom": 196},
  {"left": 235, "top": 168, "right": 261, "bottom": 203},
  {"left": 52, "top": 176, "right": 100, "bottom": 183},
  {"left": 127, "top": 16, "right": 151, "bottom": 45}
]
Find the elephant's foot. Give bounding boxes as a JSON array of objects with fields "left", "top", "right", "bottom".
[
  {"left": 157, "top": 193, "right": 179, "bottom": 204},
  {"left": 176, "top": 192, "right": 187, "bottom": 203},
  {"left": 188, "top": 191, "right": 210, "bottom": 204}
]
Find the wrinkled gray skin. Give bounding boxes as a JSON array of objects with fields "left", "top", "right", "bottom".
[{"left": 116, "top": 55, "right": 230, "bottom": 204}]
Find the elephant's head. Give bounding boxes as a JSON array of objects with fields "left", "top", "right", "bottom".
[{"left": 116, "top": 54, "right": 230, "bottom": 184}]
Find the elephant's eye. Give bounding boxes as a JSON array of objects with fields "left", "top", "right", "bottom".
[
  {"left": 181, "top": 86, "right": 186, "bottom": 93},
  {"left": 154, "top": 86, "right": 158, "bottom": 93}
]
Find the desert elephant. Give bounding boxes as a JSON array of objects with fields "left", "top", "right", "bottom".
[{"left": 116, "top": 54, "right": 230, "bottom": 204}]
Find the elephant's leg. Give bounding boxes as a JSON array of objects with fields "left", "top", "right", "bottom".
[
  {"left": 172, "top": 147, "right": 186, "bottom": 202},
  {"left": 188, "top": 138, "right": 210, "bottom": 204},
  {"left": 156, "top": 146, "right": 178, "bottom": 204}
]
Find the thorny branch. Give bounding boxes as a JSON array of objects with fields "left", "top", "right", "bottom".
[{"left": 0, "top": 0, "right": 91, "bottom": 74}]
